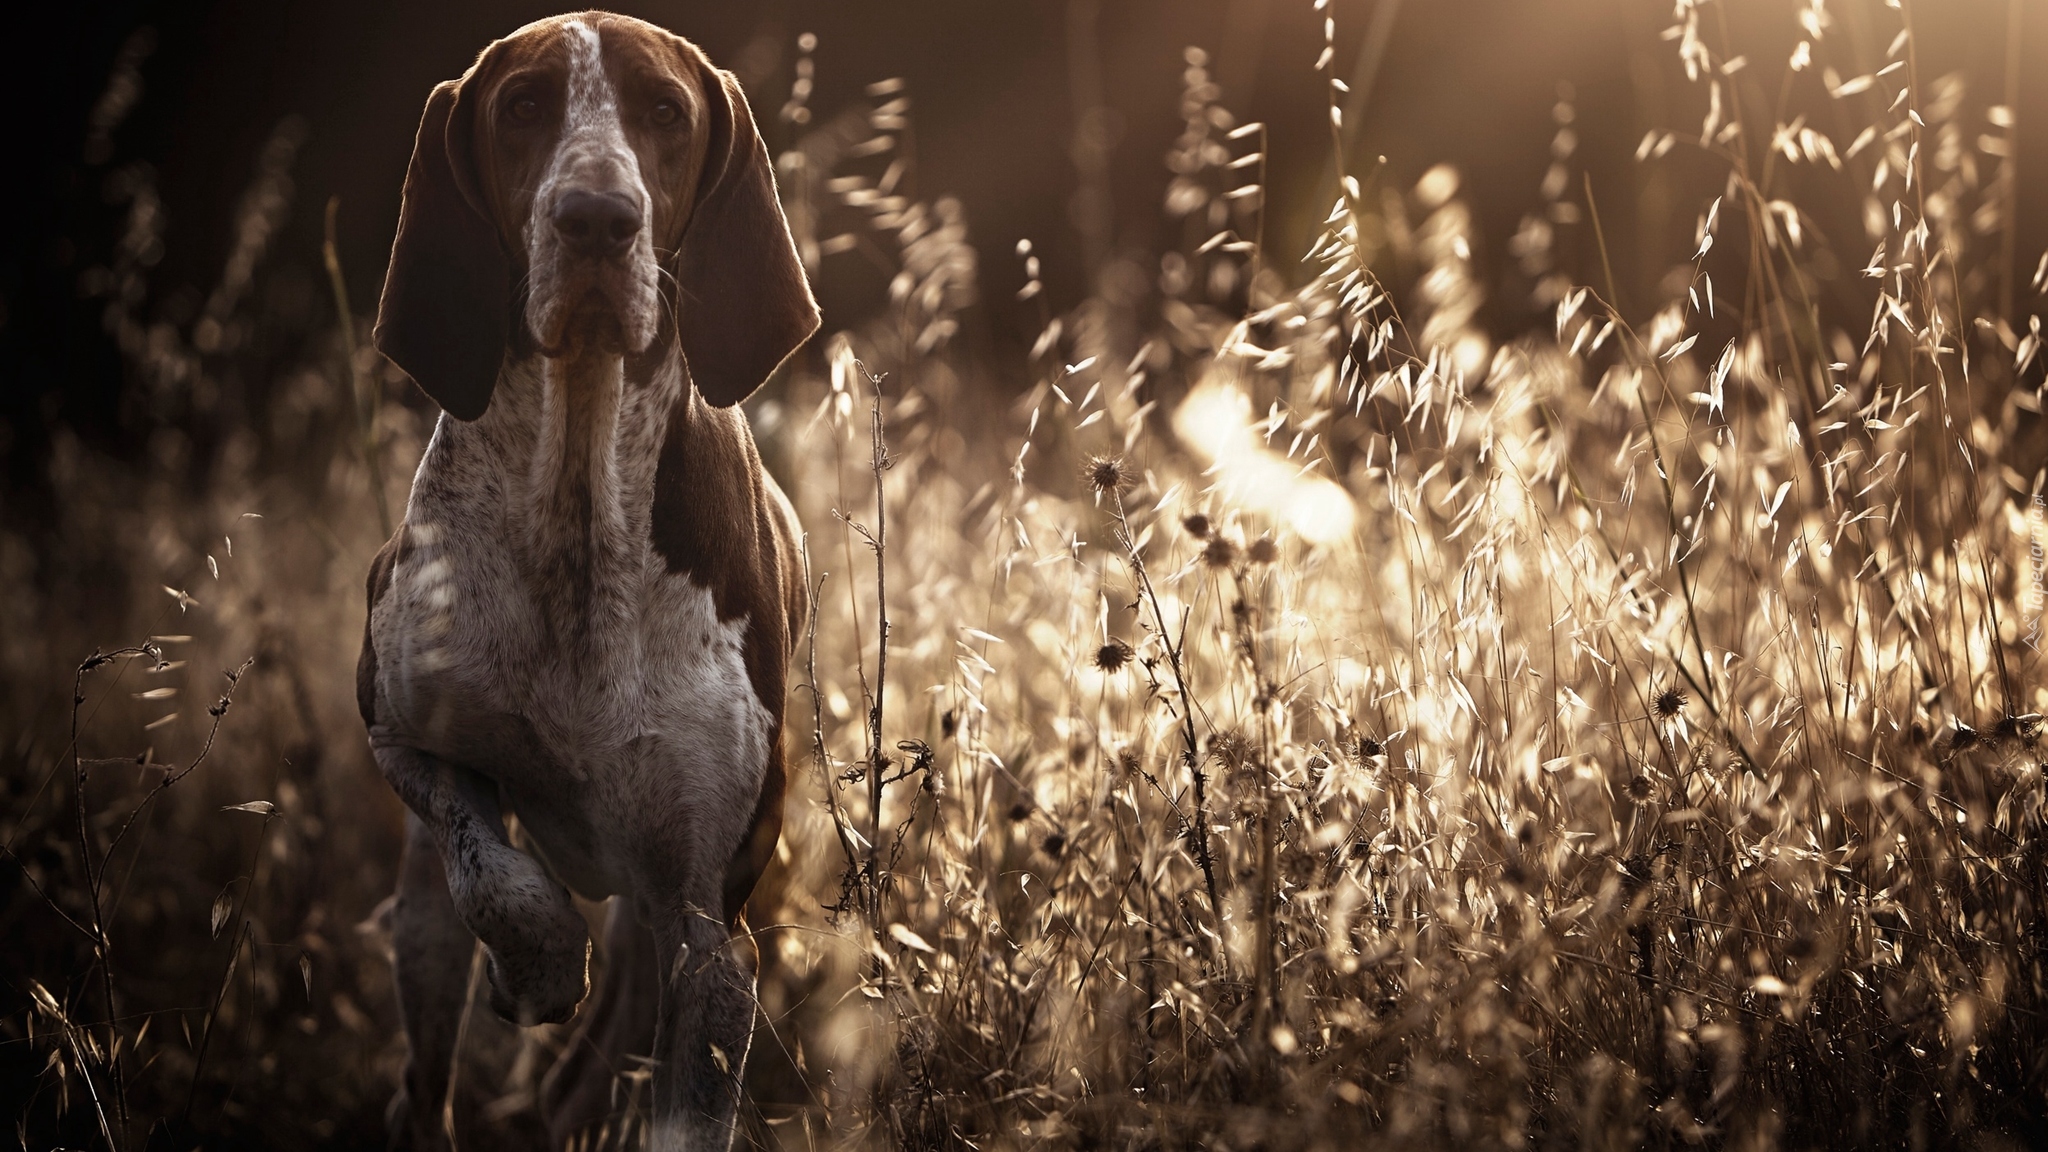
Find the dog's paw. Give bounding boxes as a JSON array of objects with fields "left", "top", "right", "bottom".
[{"left": 482, "top": 900, "right": 591, "bottom": 1025}]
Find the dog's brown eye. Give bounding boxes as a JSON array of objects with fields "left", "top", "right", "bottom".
[
  {"left": 651, "top": 99, "right": 680, "bottom": 127},
  {"left": 510, "top": 95, "right": 541, "bottom": 123}
]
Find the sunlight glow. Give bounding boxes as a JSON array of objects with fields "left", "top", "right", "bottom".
[{"left": 1173, "top": 377, "right": 1358, "bottom": 544}]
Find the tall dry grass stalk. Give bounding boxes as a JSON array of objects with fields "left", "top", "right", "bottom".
[
  {"left": 4, "top": 1, "right": 2045, "bottom": 1148},
  {"left": 768, "top": 2, "right": 2048, "bottom": 1147}
]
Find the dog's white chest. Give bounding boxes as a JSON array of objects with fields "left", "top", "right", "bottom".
[{"left": 369, "top": 446, "right": 773, "bottom": 896}]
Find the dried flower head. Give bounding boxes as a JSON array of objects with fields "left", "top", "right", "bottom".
[
  {"left": 1991, "top": 713, "right": 2043, "bottom": 745},
  {"left": 1182, "top": 512, "right": 1212, "bottom": 538},
  {"left": 1653, "top": 687, "right": 1688, "bottom": 719},
  {"left": 1041, "top": 830, "right": 1067, "bottom": 858},
  {"left": 1084, "top": 455, "right": 1132, "bottom": 495},
  {"left": 1357, "top": 735, "right": 1385, "bottom": 759},
  {"left": 1625, "top": 774, "right": 1654, "bottom": 804},
  {"left": 1247, "top": 536, "right": 1279, "bottom": 565},
  {"left": 1095, "top": 638, "right": 1134, "bottom": 672},
  {"left": 1202, "top": 536, "right": 1238, "bottom": 569},
  {"left": 1947, "top": 722, "right": 1981, "bottom": 753},
  {"left": 1210, "top": 729, "right": 1253, "bottom": 770}
]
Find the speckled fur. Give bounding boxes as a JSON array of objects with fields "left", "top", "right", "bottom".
[{"left": 361, "top": 13, "right": 817, "bottom": 1151}]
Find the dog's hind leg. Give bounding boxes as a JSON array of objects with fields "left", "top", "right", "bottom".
[
  {"left": 540, "top": 897, "right": 659, "bottom": 1148},
  {"left": 387, "top": 813, "right": 477, "bottom": 1151},
  {"left": 371, "top": 736, "right": 591, "bottom": 1027}
]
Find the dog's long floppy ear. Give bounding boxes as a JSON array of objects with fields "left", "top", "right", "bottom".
[
  {"left": 676, "top": 69, "right": 821, "bottom": 408},
  {"left": 373, "top": 79, "right": 509, "bottom": 422}
]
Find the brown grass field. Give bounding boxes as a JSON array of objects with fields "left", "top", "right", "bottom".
[{"left": 6, "top": 0, "right": 2048, "bottom": 1147}]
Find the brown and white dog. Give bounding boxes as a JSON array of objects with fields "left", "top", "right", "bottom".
[{"left": 356, "top": 12, "right": 816, "bottom": 1150}]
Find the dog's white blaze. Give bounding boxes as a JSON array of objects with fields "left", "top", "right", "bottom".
[
  {"left": 525, "top": 19, "right": 659, "bottom": 354},
  {"left": 562, "top": 21, "right": 617, "bottom": 139}
]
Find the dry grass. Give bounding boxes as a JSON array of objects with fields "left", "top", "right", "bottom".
[{"left": 5, "top": 1, "right": 2047, "bottom": 1148}]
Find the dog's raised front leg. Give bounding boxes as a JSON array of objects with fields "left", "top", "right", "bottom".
[
  {"left": 387, "top": 813, "right": 477, "bottom": 1151},
  {"left": 541, "top": 897, "right": 660, "bottom": 1148},
  {"left": 371, "top": 733, "right": 591, "bottom": 1026}
]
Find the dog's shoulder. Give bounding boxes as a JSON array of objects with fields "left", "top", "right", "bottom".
[{"left": 649, "top": 402, "right": 794, "bottom": 708}]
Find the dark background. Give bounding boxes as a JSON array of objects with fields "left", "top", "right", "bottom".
[{"left": 6, "top": 0, "right": 2044, "bottom": 505}]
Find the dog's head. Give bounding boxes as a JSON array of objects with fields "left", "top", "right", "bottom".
[{"left": 374, "top": 12, "right": 819, "bottom": 419}]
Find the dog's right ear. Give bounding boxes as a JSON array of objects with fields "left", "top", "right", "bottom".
[{"left": 374, "top": 80, "right": 508, "bottom": 422}]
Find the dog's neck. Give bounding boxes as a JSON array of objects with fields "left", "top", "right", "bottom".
[{"left": 479, "top": 339, "right": 692, "bottom": 635}]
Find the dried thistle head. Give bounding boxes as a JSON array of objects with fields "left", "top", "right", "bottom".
[
  {"left": 1653, "top": 687, "right": 1688, "bottom": 719},
  {"left": 1946, "top": 722, "right": 1981, "bottom": 753},
  {"left": 1625, "top": 773, "right": 1654, "bottom": 805},
  {"left": 1210, "top": 729, "right": 1254, "bottom": 770},
  {"left": 1202, "top": 536, "right": 1238, "bottom": 569},
  {"left": 1990, "top": 713, "right": 2043, "bottom": 746},
  {"left": 1084, "top": 455, "right": 1133, "bottom": 497},
  {"left": 1246, "top": 536, "right": 1278, "bottom": 565},
  {"left": 1784, "top": 931, "right": 1818, "bottom": 960},
  {"left": 1095, "top": 638, "right": 1134, "bottom": 672},
  {"left": 1182, "top": 512, "right": 1212, "bottom": 538},
  {"left": 1501, "top": 858, "right": 1531, "bottom": 889}
]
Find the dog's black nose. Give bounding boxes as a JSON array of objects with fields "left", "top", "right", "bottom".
[{"left": 551, "top": 190, "right": 642, "bottom": 259}]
